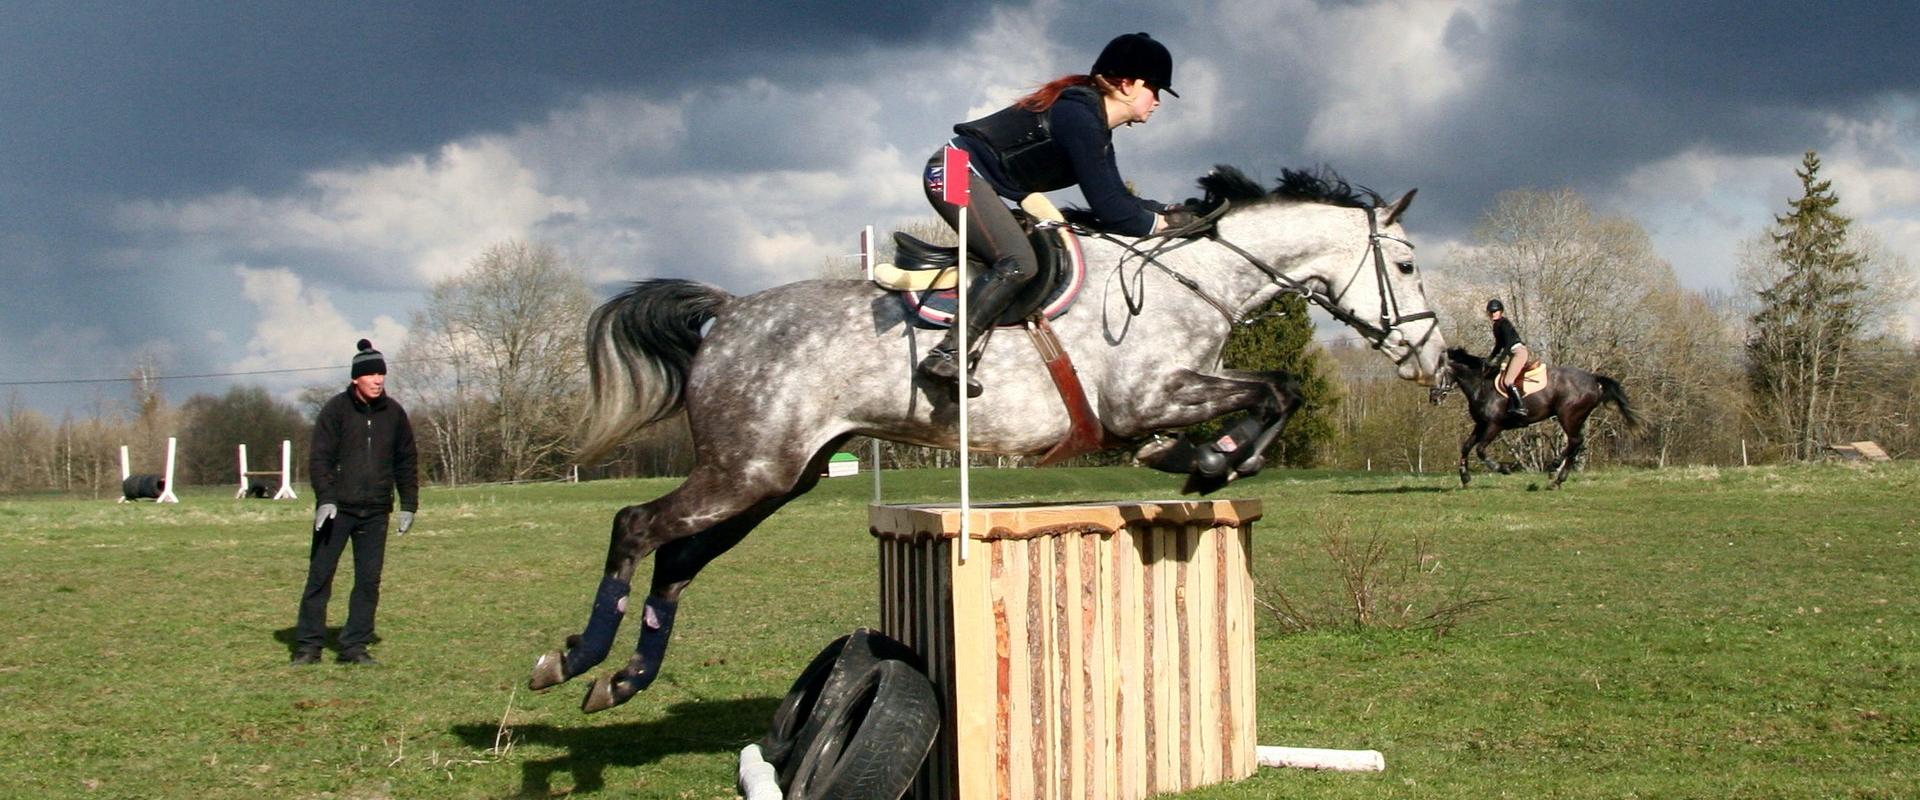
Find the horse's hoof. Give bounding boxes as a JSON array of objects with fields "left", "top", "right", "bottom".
[
  {"left": 529, "top": 650, "right": 568, "bottom": 691},
  {"left": 581, "top": 673, "right": 623, "bottom": 713},
  {"left": 1234, "top": 455, "right": 1265, "bottom": 476}
]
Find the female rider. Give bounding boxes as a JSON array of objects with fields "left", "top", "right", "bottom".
[
  {"left": 1486, "top": 298, "right": 1530, "bottom": 417},
  {"left": 918, "top": 32, "right": 1190, "bottom": 397}
]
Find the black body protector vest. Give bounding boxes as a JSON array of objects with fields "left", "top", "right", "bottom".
[{"left": 952, "top": 87, "right": 1099, "bottom": 194}]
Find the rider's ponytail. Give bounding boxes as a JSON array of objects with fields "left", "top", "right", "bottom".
[{"left": 1015, "top": 75, "right": 1106, "bottom": 111}]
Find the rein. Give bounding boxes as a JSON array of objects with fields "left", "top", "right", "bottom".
[{"left": 1082, "top": 203, "right": 1438, "bottom": 361}]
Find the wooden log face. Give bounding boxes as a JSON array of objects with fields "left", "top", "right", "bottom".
[{"left": 872, "top": 500, "right": 1260, "bottom": 800}]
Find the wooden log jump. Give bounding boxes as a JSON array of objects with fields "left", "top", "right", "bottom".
[{"left": 871, "top": 499, "right": 1261, "bottom": 800}]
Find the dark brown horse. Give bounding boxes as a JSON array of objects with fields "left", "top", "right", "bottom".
[{"left": 1431, "top": 348, "right": 1640, "bottom": 488}]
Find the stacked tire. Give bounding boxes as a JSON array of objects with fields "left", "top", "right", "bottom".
[
  {"left": 758, "top": 629, "right": 940, "bottom": 800},
  {"left": 121, "top": 474, "right": 165, "bottom": 501}
]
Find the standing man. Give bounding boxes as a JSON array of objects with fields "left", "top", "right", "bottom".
[{"left": 292, "top": 339, "right": 419, "bottom": 666}]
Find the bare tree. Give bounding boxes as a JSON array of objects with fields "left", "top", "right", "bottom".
[{"left": 405, "top": 240, "right": 596, "bottom": 483}]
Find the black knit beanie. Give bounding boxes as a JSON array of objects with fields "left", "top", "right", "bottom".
[{"left": 351, "top": 339, "right": 387, "bottom": 378}]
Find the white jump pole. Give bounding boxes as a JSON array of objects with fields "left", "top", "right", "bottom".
[
  {"left": 946, "top": 145, "right": 972, "bottom": 564},
  {"left": 1257, "top": 745, "right": 1386, "bottom": 772},
  {"left": 863, "top": 224, "right": 883, "bottom": 505},
  {"left": 117, "top": 445, "right": 131, "bottom": 504},
  {"left": 236, "top": 440, "right": 299, "bottom": 499},
  {"left": 156, "top": 437, "right": 179, "bottom": 503},
  {"left": 236, "top": 443, "right": 251, "bottom": 497}
]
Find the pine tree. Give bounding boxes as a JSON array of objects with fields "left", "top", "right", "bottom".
[
  {"left": 1746, "top": 151, "right": 1868, "bottom": 460},
  {"left": 1206, "top": 293, "right": 1339, "bottom": 467}
]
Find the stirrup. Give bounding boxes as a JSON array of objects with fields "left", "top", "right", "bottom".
[{"left": 917, "top": 349, "right": 982, "bottom": 399}]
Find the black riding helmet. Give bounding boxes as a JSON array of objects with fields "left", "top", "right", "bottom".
[
  {"left": 1092, "top": 32, "right": 1178, "bottom": 97},
  {"left": 1486, "top": 298, "right": 1504, "bottom": 314}
]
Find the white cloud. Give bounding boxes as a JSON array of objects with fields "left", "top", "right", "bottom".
[
  {"left": 226, "top": 266, "right": 407, "bottom": 379},
  {"left": 117, "top": 140, "right": 590, "bottom": 284}
]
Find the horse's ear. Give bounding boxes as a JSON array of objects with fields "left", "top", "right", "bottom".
[{"left": 1381, "top": 188, "right": 1417, "bottom": 228}]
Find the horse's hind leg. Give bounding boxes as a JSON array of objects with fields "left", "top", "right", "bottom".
[
  {"left": 568, "top": 443, "right": 840, "bottom": 709},
  {"left": 1549, "top": 408, "right": 1592, "bottom": 489},
  {"left": 529, "top": 463, "right": 789, "bottom": 696},
  {"left": 579, "top": 464, "right": 830, "bottom": 712}
]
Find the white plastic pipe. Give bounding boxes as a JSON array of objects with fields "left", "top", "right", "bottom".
[
  {"left": 1257, "top": 745, "right": 1385, "bottom": 772},
  {"left": 736, "top": 743, "right": 783, "bottom": 800}
]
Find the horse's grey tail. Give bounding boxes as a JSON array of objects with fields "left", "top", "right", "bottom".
[
  {"left": 579, "top": 279, "right": 732, "bottom": 462},
  {"left": 1596, "top": 375, "right": 1642, "bottom": 431}
]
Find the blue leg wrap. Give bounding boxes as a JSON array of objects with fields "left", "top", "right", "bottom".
[
  {"left": 624, "top": 596, "right": 680, "bottom": 692},
  {"left": 564, "top": 575, "right": 630, "bottom": 676}
]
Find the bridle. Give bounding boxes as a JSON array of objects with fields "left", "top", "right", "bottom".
[{"left": 1089, "top": 202, "right": 1440, "bottom": 367}]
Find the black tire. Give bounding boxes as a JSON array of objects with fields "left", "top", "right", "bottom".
[
  {"left": 786, "top": 659, "right": 941, "bottom": 800},
  {"left": 765, "top": 629, "right": 924, "bottom": 784},
  {"left": 121, "top": 474, "right": 164, "bottom": 500}
]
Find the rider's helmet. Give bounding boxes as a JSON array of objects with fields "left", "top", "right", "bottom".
[
  {"left": 1092, "top": 32, "right": 1178, "bottom": 97},
  {"left": 1485, "top": 298, "right": 1504, "bottom": 315}
]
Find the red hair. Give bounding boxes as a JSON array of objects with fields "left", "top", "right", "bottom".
[{"left": 1014, "top": 74, "right": 1123, "bottom": 112}]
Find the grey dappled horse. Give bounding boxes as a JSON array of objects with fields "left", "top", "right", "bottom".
[
  {"left": 533, "top": 167, "right": 1450, "bottom": 712},
  {"left": 1433, "top": 347, "right": 1641, "bottom": 489}
]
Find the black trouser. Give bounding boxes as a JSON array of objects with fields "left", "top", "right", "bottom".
[
  {"left": 296, "top": 510, "right": 389, "bottom": 651},
  {"left": 922, "top": 150, "right": 1037, "bottom": 340}
]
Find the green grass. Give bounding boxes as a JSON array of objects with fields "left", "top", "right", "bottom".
[{"left": 2, "top": 463, "right": 1915, "bottom": 798}]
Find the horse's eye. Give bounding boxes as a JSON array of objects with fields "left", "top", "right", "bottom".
[{"left": 1396, "top": 260, "right": 1415, "bottom": 275}]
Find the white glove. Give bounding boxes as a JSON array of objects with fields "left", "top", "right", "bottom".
[
  {"left": 313, "top": 503, "right": 338, "bottom": 532},
  {"left": 396, "top": 511, "right": 415, "bottom": 535}
]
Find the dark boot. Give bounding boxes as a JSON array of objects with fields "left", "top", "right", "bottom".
[
  {"left": 917, "top": 330, "right": 982, "bottom": 399},
  {"left": 1505, "top": 387, "right": 1528, "bottom": 420},
  {"left": 917, "top": 258, "right": 1028, "bottom": 398}
]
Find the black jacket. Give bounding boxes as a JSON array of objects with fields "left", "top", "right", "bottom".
[
  {"left": 953, "top": 86, "right": 1160, "bottom": 236},
  {"left": 310, "top": 387, "right": 419, "bottom": 515},
  {"left": 1488, "top": 317, "right": 1525, "bottom": 363}
]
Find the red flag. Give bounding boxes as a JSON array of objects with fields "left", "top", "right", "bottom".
[{"left": 942, "top": 144, "right": 970, "bottom": 207}]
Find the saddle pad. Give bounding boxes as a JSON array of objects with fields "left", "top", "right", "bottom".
[
  {"left": 907, "top": 229, "right": 1085, "bottom": 329},
  {"left": 1520, "top": 361, "right": 1548, "bottom": 396}
]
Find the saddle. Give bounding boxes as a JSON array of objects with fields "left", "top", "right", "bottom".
[
  {"left": 877, "top": 224, "right": 1085, "bottom": 328},
  {"left": 1518, "top": 361, "right": 1548, "bottom": 397},
  {"left": 865, "top": 196, "right": 1105, "bottom": 464}
]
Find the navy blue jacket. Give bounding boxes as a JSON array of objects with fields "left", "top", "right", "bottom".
[{"left": 956, "top": 87, "right": 1160, "bottom": 236}]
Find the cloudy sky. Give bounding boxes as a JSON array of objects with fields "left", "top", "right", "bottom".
[{"left": 4, "top": 0, "right": 1917, "bottom": 417}]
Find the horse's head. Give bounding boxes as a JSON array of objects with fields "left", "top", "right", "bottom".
[{"left": 1204, "top": 167, "right": 1447, "bottom": 386}]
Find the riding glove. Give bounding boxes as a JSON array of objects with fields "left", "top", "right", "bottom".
[
  {"left": 313, "top": 503, "right": 338, "bottom": 532},
  {"left": 396, "top": 511, "right": 415, "bottom": 535}
]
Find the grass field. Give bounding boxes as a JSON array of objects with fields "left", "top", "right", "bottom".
[{"left": 2, "top": 463, "right": 1915, "bottom": 799}]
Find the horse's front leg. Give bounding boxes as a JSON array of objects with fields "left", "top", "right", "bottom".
[
  {"left": 1112, "top": 368, "right": 1299, "bottom": 495},
  {"left": 1458, "top": 421, "right": 1488, "bottom": 487}
]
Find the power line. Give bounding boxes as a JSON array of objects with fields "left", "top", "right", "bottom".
[{"left": 0, "top": 358, "right": 443, "bottom": 388}]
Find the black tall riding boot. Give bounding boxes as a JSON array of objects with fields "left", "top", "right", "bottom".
[
  {"left": 918, "top": 258, "right": 1028, "bottom": 398},
  {"left": 1505, "top": 386, "right": 1527, "bottom": 418}
]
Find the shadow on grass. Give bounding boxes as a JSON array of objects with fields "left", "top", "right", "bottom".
[
  {"left": 451, "top": 695, "right": 780, "bottom": 796},
  {"left": 271, "top": 626, "right": 382, "bottom": 656},
  {"left": 1333, "top": 485, "right": 1452, "bottom": 496}
]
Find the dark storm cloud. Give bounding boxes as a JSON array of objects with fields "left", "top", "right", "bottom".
[
  {"left": 1392, "top": 1, "right": 1920, "bottom": 231},
  {"left": 0, "top": 1, "right": 1000, "bottom": 199}
]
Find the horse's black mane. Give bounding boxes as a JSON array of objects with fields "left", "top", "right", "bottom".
[
  {"left": 1060, "top": 164, "right": 1387, "bottom": 228},
  {"left": 1187, "top": 165, "right": 1386, "bottom": 216}
]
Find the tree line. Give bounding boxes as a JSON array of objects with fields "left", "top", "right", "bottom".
[{"left": 1, "top": 152, "right": 1913, "bottom": 494}]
